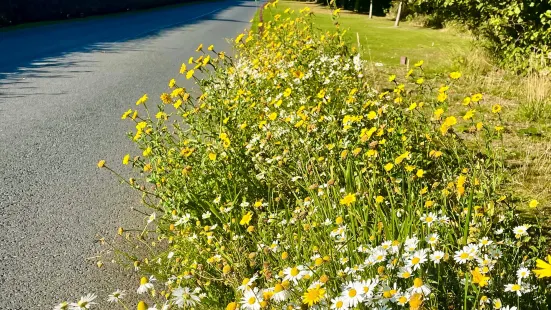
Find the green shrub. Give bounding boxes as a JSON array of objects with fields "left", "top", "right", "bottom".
[{"left": 409, "top": 0, "right": 551, "bottom": 71}]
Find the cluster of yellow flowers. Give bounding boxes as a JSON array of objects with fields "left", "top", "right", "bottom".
[{"left": 80, "top": 2, "right": 551, "bottom": 309}]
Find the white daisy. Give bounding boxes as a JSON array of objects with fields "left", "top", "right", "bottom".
[
  {"left": 504, "top": 281, "right": 525, "bottom": 296},
  {"left": 420, "top": 212, "right": 437, "bottom": 227},
  {"left": 513, "top": 225, "right": 529, "bottom": 238},
  {"left": 171, "top": 287, "right": 201, "bottom": 308},
  {"left": 330, "top": 296, "right": 348, "bottom": 309},
  {"left": 241, "top": 287, "right": 263, "bottom": 310},
  {"left": 54, "top": 302, "right": 69, "bottom": 310},
  {"left": 426, "top": 233, "right": 439, "bottom": 246},
  {"left": 430, "top": 250, "right": 445, "bottom": 263},
  {"left": 137, "top": 276, "right": 155, "bottom": 294},
  {"left": 408, "top": 249, "right": 428, "bottom": 270},
  {"left": 107, "top": 290, "right": 125, "bottom": 303},
  {"left": 341, "top": 281, "right": 364, "bottom": 308},
  {"left": 517, "top": 267, "right": 530, "bottom": 279},
  {"left": 271, "top": 282, "right": 290, "bottom": 302},
  {"left": 283, "top": 265, "right": 306, "bottom": 284},
  {"left": 238, "top": 275, "right": 259, "bottom": 292},
  {"left": 359, "top": 278, "right": 379, "bottom": 298},
  {"left": 479, "top": 237, "right": 493, "bottom": 247},
  {"left": 69, "top": 293, "right": 97, "bottom": 310},
  {"left": 409, "top": 278, "right": 431, "bottom": 296},
  {"left": 398, "top": 266, "right": 413, "bottom": 279}
]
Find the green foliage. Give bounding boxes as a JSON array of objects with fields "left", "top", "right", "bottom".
[{"left": 409, "top": 0, "right": 551, "bottom": 71}]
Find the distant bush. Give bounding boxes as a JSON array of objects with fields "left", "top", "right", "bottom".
[
  {"left": 409, "top": 0, "right": 551, "bottom": 71},
  {"left": 0, "top": 0, "right": 199, "bottom": 26}
]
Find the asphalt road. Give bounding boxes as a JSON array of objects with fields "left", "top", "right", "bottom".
[{"left": 0, "top": 1, "right": 259, "bottom": 308}]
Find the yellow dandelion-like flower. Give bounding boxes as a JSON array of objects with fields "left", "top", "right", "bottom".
[
  {"left": 136, "top": 94, "right": 148, "bottom": 105},
  {"left": 122, "top": 154, "right": 130, "bottom": 165},
  {"left": 208, "top": 44, "right": 214, "bottom": 51},
  {"left": 121, "top": 109, "right": 132, "bottom": 119},
  {"left": 471, "top": 93, "right": 483, "bottom": 102},
  {"left": 168, "top": 78, "right": 176, "bottom": 88},
  {"left": 416, "top": 169, "right": 425, "bottom": 178},
  {"left": 433, "top": 108, "right": 444, "bottom": 119},
  {"left": 491, "top": 104, "right": 502, "bottom": 114},
  {"left": 388, "top": 74, "right": 396, "bottom": 82},
  {"left": 384, "top": 163, "right": 394, "bottom": 171},
  {"left": 302, "top": 285, "right": 326, "bottom": 306},
  {"left": 235, "top": 33, "right": 245, "bottom": 43},
  {"left": 179, "top": 63, "right": 187, "bottom": 74},
  {"left": 437, "top": 92, "right": 448, "bottom": 103},
  {"left": 533, "top": 255, "right": 551, "bottom": 278},
  {"left": 449, "top": 71, "right": 462, "bottom": 79},
  {"left": 208, "top": 153, "right": 217, "bottom": 161},
  {"left": 416, "top": 77, "right": 424, "bottom": 85},
  {"left": 196, "top": 43, "right": 203, "bottom": 52},
  {"left": 529, "top": 199, "right": 539, "bottom": 208},
  {"left": 97, "top": 160, "right": 106, "bottom": 168},
  {"left": 340, "top": 193, "right": 356, "bottom": 206},
  {"left": 283, "top": 88, "right": 292, "bottom": 97},
  {"left": 186, "top": 69, "right": 195, "bottom": 80},
  {"left": 471, "top": 267, "right": 490, "bottom": 287},
  {"left": 240, "top": 211, "right": 253, "bottom": 225},
  {"left": 414, "top": 60, "right": 424, "bottom": 67},
  {"left": 463, "top": 109, "right": 475, "bottom": 120}
]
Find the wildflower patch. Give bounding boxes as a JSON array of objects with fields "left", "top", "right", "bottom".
[{"left": 71, "top": 1, "right": 551, "bottom": 309}]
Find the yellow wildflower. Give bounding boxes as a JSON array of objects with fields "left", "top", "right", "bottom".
[
  {"left": 471, "top": 267, "right": 489, "bottom": 287},
  {"left": 240, "top": 212, "right": 253, "bottom": 226},
  {"left": 533, "top": 255, "right": 551, "bottom": 278},
  {"left": 449, "top": 71, "right": 462, "bottom": 79},
  {"left": 471, "top": 93, "right": 483, "bottom": 102},
  {"left": 122, "top": 154, "right": 130, "bottom": 165},
  {"left": 529, "top": 199, "right": 539, "bottom": 208},
  {"left": 136, "top": 94, "right": 148, "bottom": 105},
  {"left": 340, "top": 193, "right": 356, "bottom": 206},
  {"left": 302, "top": 285, "right": 325, "bottom": 306}
]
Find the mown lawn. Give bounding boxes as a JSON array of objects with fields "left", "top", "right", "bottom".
[{"left": 262, "top": 1, "right": 471, "bottom": 72}]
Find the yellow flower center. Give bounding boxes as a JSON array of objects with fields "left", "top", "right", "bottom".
[
  {"left": 274, "top": 284, "right": 284, "bottom": 293},
  {"left": 412, "top": 257, "right": 420, "bottom": 265},
  {"left": 290, "top": 267, "right": 300, "bottom": 277},
  {"left": 414, "top": 277, "right": 423, "bottom": 288},
  {"left": 140, "top": 277, "right": 148, "bottom": 285},
  {"left": 460, "top": 253, "right": 469, "bottom": 259},
  {"left": 398, "top": 296, "right": 407, "bottom": 304},
  {"left": 511, "top": 284, "right": 521, "bottom": 291},
  {"left": 348, "top": 288, "right": 357, "bottom": 297},
  {"left": 248, "top": 297, "right": 256, "bottom": 305},
  {"left": 336, "top": 301, "right": 344, "bottom": 308}
]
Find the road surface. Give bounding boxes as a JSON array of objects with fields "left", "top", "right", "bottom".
[{"left": 0, "top": 1, "right": 259, "bottom": 308}]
